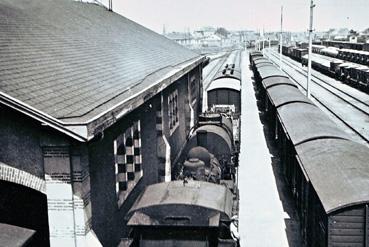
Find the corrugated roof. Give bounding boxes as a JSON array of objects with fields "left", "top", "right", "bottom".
[
  {"left": 0, "top": 0, "right": 202, "bottom": 140},
  {"left": 277, "top": 102, "right": 349, "bottom": 145},
  {"left": 296, "top": 139, "right": 369, "bottom": 213}
]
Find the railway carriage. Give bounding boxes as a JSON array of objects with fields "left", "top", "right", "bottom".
[
  {"left": 348, "top": 66, "right": 369, "bottom": 89},
  {"left": 249, "top": 51, "right": 263, "bottom": 65},
  {"left": 285, "top": 45, "right": 369, "bottom": 92},
  {"left": 322, "top": 40, "right": 364, "bottom": 50},
  {"left": 207, "top": 51, "right": 241, "bottom": 117},
  {"left": 250, "top": 54, "right": 369, "bottom": 247},
  {"left": 295, "top": 139, "right": 369, "bottom": 247},
  {"left": 254, "top": 65, "right": 288, "bottom": 105},
  {"left": 312, "top": 45, "right": 325, "bottom": 54},
  {"left": 250, "top": 56, "right": 270, "bottom": 70},
  {"left": 320, "top": 47, "right": 339, "bottom": 58},
  {"left": 292, "top": 48, "right": 308, "bottom": 62},
  {"left": 301, "top": 54, "right": 333, "bottom": 76},
  {"left": 263, "top": 82, "right": 307, "bottom": 135}
]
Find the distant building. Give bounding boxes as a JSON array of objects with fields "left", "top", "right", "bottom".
[
  {"left": 165, "top": 32, "right": 194, "bottom": 46},
  {"left": 0, "top": 1, "right": 205, "bottom": 246}
]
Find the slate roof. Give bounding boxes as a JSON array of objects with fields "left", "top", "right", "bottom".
[{"left": 0, "top": 0, "right": 203, "bottom": 141}]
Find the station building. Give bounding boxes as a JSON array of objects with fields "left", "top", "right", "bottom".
[{"left": 0, "top": 0, "right": 205, "bottom": 246}]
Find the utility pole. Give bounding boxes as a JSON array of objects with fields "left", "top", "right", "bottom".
[
  {"left": 108, "top": 0, "right": 112, "bottom": 11},
  {"left": 262, "top": 28, "right": 265, "bottom": 55},
  {"left": 279, "top": 6, "right": 283, "bottom": 69},
  {"left": 307, "top": 0, "right": 315, "bottom": 98}
]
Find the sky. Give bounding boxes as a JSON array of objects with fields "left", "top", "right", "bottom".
[{"left": 100, "top": 0, "right": 369, "bottom": 33}]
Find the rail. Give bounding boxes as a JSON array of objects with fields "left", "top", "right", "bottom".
[{"left": 265, "top": 49, "right": 369, "bottom": 145}]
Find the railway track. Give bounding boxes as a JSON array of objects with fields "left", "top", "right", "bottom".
[
  {"left": 203, "top": 51, "right": 231, "bottom": 89},
  {"left": 267, "top": 50, "right": 369, "bottom": 114},
  {"left": 265, "top": 49, "right": 369, "bottom": 145},
  {"left": 202, "top": 51, "right": 231, "bottom": 111}
]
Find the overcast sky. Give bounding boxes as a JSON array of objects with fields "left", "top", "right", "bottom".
[{"left": 104, "top": 0, "right": 369, "bottom": 33}]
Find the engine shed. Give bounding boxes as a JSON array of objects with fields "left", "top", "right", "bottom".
[{"left": 0, "top": 1, "right": 205, "bottom": 246}]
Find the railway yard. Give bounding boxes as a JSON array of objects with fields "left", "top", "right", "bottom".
[
  {"left": 265, "top": 48, "right": 369, "bottom": 147},
  {"left": 202, "top": 48, "right": 369, "bottom": 246},
  {"left": 1, "top": 1, "right": 369, "bottom": 246}
]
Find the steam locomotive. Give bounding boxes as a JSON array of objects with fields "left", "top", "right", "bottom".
[{"left": 125, "top": 51, "right": 242, "bottom": 247}]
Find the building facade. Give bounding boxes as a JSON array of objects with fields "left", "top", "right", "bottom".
[{"left": 0, "top": 1, "right": 204, "bottom": 246}]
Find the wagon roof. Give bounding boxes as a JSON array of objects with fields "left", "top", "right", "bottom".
[
  {"left": 213, "top": 70, "right": 241, "bottom": 81},
  {"left": 254, "top": 59, "right": 273, "bottom": 66},
  {"left": 262, "top": 77, "right": 296, "bottom": 89},
  {"left": 250, "top": 51, "right": 263, "bottom": 57},
  {"left": 296, "top": 139, "right": 369, "bottom": 213},
  {"left": 277, "top": 102, "right": 349, "bottom": 145},
  {"left": 126, "top": 180, "right": 233, "bottom": 226},
  {"left": 267, "top": 85, "right": 313, "bottom": 108},
  {"left": 0, "top": 0, "right": 202, "bottom": 141},
  {"left": 207, "top": 78, "right": 241, "bottom": 92},
  {"left": 257, "top": 66, "right": 288, "bottom": 80},
  {"left": 252, "top": 57, "right": 268, "bottom": 62}
]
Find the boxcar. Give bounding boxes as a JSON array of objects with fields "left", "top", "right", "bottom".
[
  {"left": 295, "top": 139, "right": 369, "bottom": 247},
  {"left": 207, "top": 51, "right": 241, "bottom": 116},
  {"left": 264, "top": 83, "right": 309, "bottom": 133},
  {"left": 252, "top": 59, "right": 369, "bottom": 247}
]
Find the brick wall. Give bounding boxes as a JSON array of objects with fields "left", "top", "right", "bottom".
[
  {"left": 88, "top": 96, "right": 161, "bottom": 246},
  {"left": 0, "top": 65, "right": 202, "bottom": 246},
  {"left": 0, "top": 106, "right": 44, "bottom": 178},
  {"left": 0, "top": 106, "right": 94, "bottom": 246}
]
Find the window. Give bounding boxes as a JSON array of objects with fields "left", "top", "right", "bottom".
[
  {"left": 168, "top": 89, "right": 179, "bottom": 133},
  {"left": 114, "top": 120, "right": 142, "bottom": 206}
]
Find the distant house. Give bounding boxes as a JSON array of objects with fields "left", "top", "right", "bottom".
[
  {"left": 0, "top": 0, "right": 205, "bottom": 246},
  {"left": 202, "top": 34, "right": 223, "bottom": 47},
  {"left": 165, "top": 32, "right": 194, "bottom": 46}
]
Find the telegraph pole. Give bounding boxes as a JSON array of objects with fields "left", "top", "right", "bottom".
[
  {"left": 279, "top": 6, "right": 283, "bottom": 69},
  {"left": 307, "top": 0, "right": 315, "bottom": 98},
  {"left": 262, "top": 28, "right": 265, "bottom": 55}
]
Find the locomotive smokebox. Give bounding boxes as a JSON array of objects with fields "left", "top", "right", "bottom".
[
  {"left": 187, "top": 146, "right": 211, "bottom": 167},
  {"left": 183, "top": 158, "right": 205, "bottom": 180}
]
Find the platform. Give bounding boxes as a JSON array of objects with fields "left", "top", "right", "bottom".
[{"left": 238, "top": 50, "right": 301, "bottom": 246}]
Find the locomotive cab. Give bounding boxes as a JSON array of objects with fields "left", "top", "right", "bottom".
[{"left": 125, "top": 181, "right": 239, "bottom": 247}]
